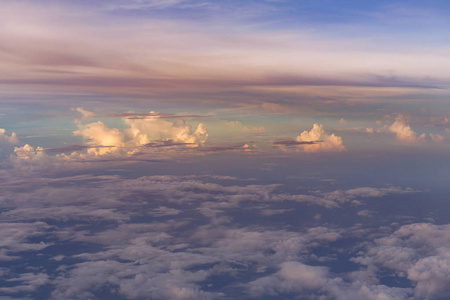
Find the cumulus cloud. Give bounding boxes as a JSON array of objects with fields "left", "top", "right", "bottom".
[
  {"left": 11, "top": 111, "right": 209, "bottom": 163},
  {"left": 248, "top": 261, "right": 330, "bottom": 296},
  {"left": 296, "top": 123, "right": 346, "bottom": 152},
  {"left": 73, "top": 121, "right": 125, "bottom": 155},
  {"left": 71, "top": 112, "right": 208, "bottom": 157},
  {"left": 353, "top": 223, "right": 450, "bottom": 299},
  {"left": 0, "top": 168, "right": 430, "bottom": 299},
  {"left": 123, "top": 114, "right": 207, "bottom": 146},
  {"left": 388, "top": 115, "right": 425, "bottom": 142},
  {"left": 0, "top": 128, "right": 19, "bottom": 146},
  {"left": 373, "top": 114, "right": 447, "bottom": 144},
  {"left": 0, "top": 129, "right": 20, "bottom": 158},
  {"left": 13, "top": 144, "right": 47, "bottom": 161}
]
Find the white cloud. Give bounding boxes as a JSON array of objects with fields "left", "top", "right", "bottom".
[
  {"left": 72, "top": 107, "right": 95, "bottom": 123},
  {"left": 0, "top": 272, "right": 49, "bottom": 294},
  {"left": 248, "top": 261, "right": 330, "bottom": 296},
  {"left": 0, "top": 170, "right": 427, "bottom": 299},
  {"left": 0, "top": 222, "right": 52, "bottom": 261},
  {"left": 353, "top": 223, "right": 450, "bottom": 299},
  {"left": 12, "top": 111, "right": 209, "bottom": 162},
  {"left": 124, "top": 115, "right": 207, "bottom": 146},
  {"left": 13, "top": 144, "right": 47, "bottom": 161},
  {"left": 296, "top": 123, "right": 346, "bottom": 152},
  {"left": 71, "top": 113, "right": 208, "bottom": 157},
  {"left": 0, "top": 128, "right": 19, "bottom": 145},
  {"left": 74, "top": 121, "right": 125, "bottom": 156},
  {"left": 388, "top": 115, "right": 425, "bottom": 142}
]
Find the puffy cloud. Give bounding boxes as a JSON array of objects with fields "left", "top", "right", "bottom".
[
  {"left": 373, "top": 115, "right": 446, "bottom": 144},
  {"left": 0, "top": 169, "right": 428, "bottom": 299},
  {"left": 0, "top": 128, "right": 19, "bottom": 145},
  {"left": 354, "top": 284, "right": 413, "bottom": 300},
  {"left": 124, "top": 115, "right": 207, "bottom": 146},
  {"left": 353, "top": 223, "right": 450, "bottom": 299},
  {"left": 388, "top": 115, "right": 425, "bottom": 142},
  {"left": 407, "top": 248, "right": 450, "bottom": 299},
  {"left": 0, "top": 129, "right": 20, "bottom": 158},
  {"left": 0, "top": 272, "right": 49, "bottom": 294},
  {"left": 248, "top": 261, "right": 330, "bottom": 296},
  {"left": 74, "top": 121, "right": 125, "bottom": 156},
  {"left": 0, "top": 222, "right": 52, "bottom": 261},
  {"left": 13, "top": 144, "right": 47, "bottom": 161},
  {"left": 72, "top": 107, "right": 95, "bottom": 123},
  {"left": 71, "top": 113, "right": 208, "bottom": 157},
  {"left": 296, "top": 123, "right": 346, "bottom": 152},
  {"left": 10, "top": 111, "right": 210, "bottom": 162}
]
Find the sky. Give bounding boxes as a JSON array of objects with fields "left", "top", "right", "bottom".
[{"left": 1, "top": 0, "right": 450, "bottom": 299}]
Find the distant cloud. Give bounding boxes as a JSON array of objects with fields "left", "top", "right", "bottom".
[
  {"left": 374, "top": 114, "right": 444, "bottom": 144},
  {"left": 0, "top": 129, "right": 19, "bottom": 146},
  {"left": 13, "top": 144, "right": 47, "bottom": 161},
  {"left": 296, "top": 124, "right": 346, "bottom": 152},
  {"left": 196, "top": 143, "right": 255, "bottom": 153},
  {"left": 388, "top": 115, "right": 425, "bottom": 142},
  {"left": 430, "top": 134, "right": 444, "bottom": 143},
  {"left": 72, "top": 107, "right": 95, "bottom": 123},
  {"left": 74, "top": 122, "right": 125, "bottom": 156},
  {"left": 225, "top": 121, "right": 264, "bottom": 133},
  {"left": 71, "top": 112, "right": 208, "bottom": 157}
]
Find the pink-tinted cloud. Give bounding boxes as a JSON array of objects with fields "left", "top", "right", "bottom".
[
  {"left": 1, "top": 1, "right": 449, "bottom": 111},
  {"left": 0, "top": 129, "right": 19, "bottom": 145},
  {"left": 296, "top": 124, "right": 346, "bottom": 153},
  {"left": 388, "top": 115, "right": 426, "bottom": 142}
]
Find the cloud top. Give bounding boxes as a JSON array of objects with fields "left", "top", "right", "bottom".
[{"left": 296, "top": 124, "right": 346, "bottom": 152}]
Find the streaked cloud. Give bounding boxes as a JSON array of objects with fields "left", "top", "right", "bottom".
[{"left": 1, "top": 1, "right": 449, "bottom": 114}]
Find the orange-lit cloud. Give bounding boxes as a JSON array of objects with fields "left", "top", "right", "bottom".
[
  {"left": 296, "top": 124, "right": 346, "bottom": 153},
  {"left": 388, "top": 115, "right": 426, "bottom": 142},
  {"left": 72, "top": 111, "right": 208, "bottom": 156}
]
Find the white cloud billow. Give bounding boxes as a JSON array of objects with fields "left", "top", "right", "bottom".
[
  {"left": 0, "top": 129, "right": 19, "bottom": 145},
  {"left": 353, "top": 223, "right": 450, "bottom": 299},
  {"left": 388, "top": 115, "right": 425, "bottom": 142},
  {"left": 73, "top": 112, "right": 208, "bottom": 156},
  {"left": 296, "top": 123, "right": 345, "bottom": 152},
  {"left": 13, "top": 144, "right": 46, "bottom": 161}
]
